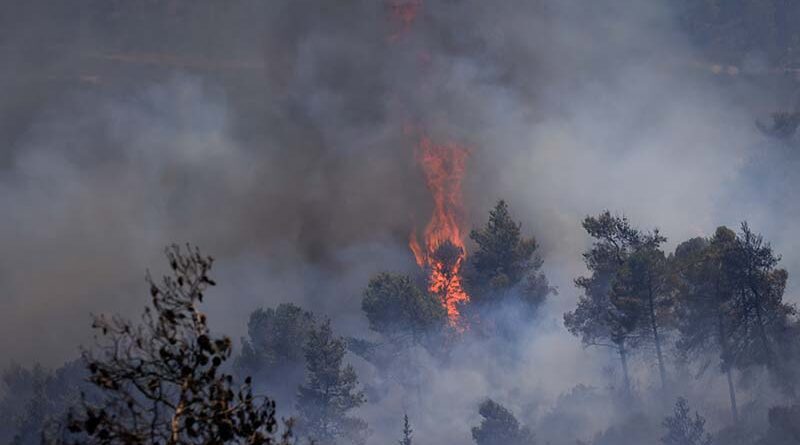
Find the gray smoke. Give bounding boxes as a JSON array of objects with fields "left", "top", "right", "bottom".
[{"left": 0, "top": 0, "right": 797, "bottom": 443}]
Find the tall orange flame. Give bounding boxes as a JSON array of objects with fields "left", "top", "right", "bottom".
[{"left": 409, "top": 136, "right": 470, "bottom": 329}]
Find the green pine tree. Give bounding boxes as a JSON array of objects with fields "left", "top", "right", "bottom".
[
  {"left": 468, "top": 200, "right": 552, "bottom": 310},
  {"left": 296, "top": 320, "right": 368, "bottom": 445}
]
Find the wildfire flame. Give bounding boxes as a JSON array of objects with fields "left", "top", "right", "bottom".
[{"left": 409, "top": 136, "right": 470, "bottom": 329}]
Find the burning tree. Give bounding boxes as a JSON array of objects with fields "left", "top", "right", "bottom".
[
  {"left": 430, "top": 240, "right": 469, "bottom": 318},
  {"left": 408, "top": 136, "right": 471, "bottom": 330}
]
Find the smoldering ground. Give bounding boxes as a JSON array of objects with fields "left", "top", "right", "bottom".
[{"left": 0, "top": 0, "right": 798, "bottom": 444}]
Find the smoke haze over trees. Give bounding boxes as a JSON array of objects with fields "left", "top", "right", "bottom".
[{"left": 3, "top": 0, "right": 800, "bottom": 444}]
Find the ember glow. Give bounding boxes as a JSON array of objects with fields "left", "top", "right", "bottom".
[
  {"left": 388, "top": 0, "right": 422, "bottom": 41},
  {"left": 409, "top": 136, "right": 470, "bottom": 329}
]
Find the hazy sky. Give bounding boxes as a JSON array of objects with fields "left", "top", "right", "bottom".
[{"left": 1, "top": 2, "right": 798, "bottom": 441}]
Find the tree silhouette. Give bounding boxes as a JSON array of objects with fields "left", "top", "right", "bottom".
[
  {"left": 235, "top": 303, "right": 317, "bottom": 408},
  {"left": 399, "top": 413, "right": 412, "bottom": 445},
  {"left": 63, "top": 245, "right": 291, "bottom": 445},
  {"left": 471, "top": 399, "right": 535, "bottom": 445},
  {"left": 661, "top": 398, "right": 712, "bottom": 445}
]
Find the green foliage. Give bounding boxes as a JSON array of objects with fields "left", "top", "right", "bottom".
[
  {"left": 613, "top": 243, "right": 672, "bottom": 332},
  {"left": 361, "top": 273, "right": 445, "bottom": 345},
  {"left": 471, "top": 399, "right": 535, "bottom": 445},
  {"left": 296, "top": 320, "right": 367, "bottom": 445},
  {"left": 236, "top": 303, "right": 316, "bottom": 406},
  {"left": 676, "top": 224, "right": 797, "bottom": 386},
  {"left": 565, "top": 211, "right": 669, "bottom": 393},
  {"left": 565, "top": 213, "right": 653, "bottom": 346},
  {"left": 238, "top": 304, "right": 316, "bottom": 375},
  {"left": 62, "top": 245, "right": 290, "bottom": 445},
  {"left": 612, "top": 237, "right": 672, "bottom": 387},
  {"left": 673, "top": 229, "right": 742, "bottom": 418},
  {"left": 661, "top": 398, "right": 712, "bottom": 445},
  {"left": 468, "top": 200, "right": 552, "bottom": 309},
  {"left": 673, "top": 223, "right": 799, "bottom": 421},
  {"left": 469, "top": 200, "right": 536, "bottom": 290},
  {"left": 569, "top": 212, "right": 644, "bottom": 342},
  {"left": 673, "top": 227, "right": 741, "bottom": 373},
  {"left": 725, "top": 223, "right": 795, "bottom": 374}
]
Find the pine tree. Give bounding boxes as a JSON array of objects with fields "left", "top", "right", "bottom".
[
  {"left": 235, "top": 303, "right": 316, "bottom": 407},
  {"left": 468, "top": 201, "right": 552, "bottom": 309},
  {"left": 725, "top": 223, "right": 795, "bottom": 378},
  {"left": 661, "top": 398, "right": 712, "bottom": 445},
  {"left": 612, "top": 237, "right": 672, "bottom": 391},
  {"left": 564, "top": 211, "right": 658, "bottom": 395},
  {"left": 361, "top": 273, "right": 446, "bottom": 346},
  {"left": 673, "top": 228, "right": 741, "bottom": 422},
  {"left": 675, "top": 223, "right": 799, "bottom": 418},
  {"left": 296, "top": 320, "right": 368, "bottom": 445},
  {"left": 399, "top": 413, "right": 412, "bottom": 445}
]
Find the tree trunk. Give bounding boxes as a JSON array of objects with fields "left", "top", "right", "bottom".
[
  {"left": 170, "top": 397, "right": 186, "bottom": 444},
  {"left": 646, "top": 279, "right": 667, "bottom": 390},
  {"left": 619, "top": 342, "right": 632, "bottom": 397},
  {"left": 746, "top": 255, "right": 774, "bottom": 367},
  {"left": 726, "top": 367, "right": 739, "bottom": 423},
  {"left": 751, "top": 287, "right": 774, "bottom": 366},
  {"left": 717, "top": 312, "right": 739, "bottom": 423}
]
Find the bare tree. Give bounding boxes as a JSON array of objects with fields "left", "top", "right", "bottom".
[{"left": 63, "top": 245, "right": 291, "bottom": 445}]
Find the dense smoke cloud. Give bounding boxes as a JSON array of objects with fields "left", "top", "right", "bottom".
[{"left": 1, "top": 0, "right": 798, "bottom": 443}]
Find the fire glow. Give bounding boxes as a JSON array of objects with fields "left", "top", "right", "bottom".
[
  {"left": 409, "top": 136, "right": 470, "bottom": 329},
  {"left": 388, "top": 0, "right": 422, "bottom": 41}
]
